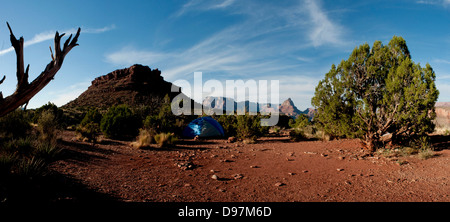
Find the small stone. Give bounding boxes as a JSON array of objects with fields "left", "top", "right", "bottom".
[
  {"left": 337, "top": 168, "right": 344, "bottom": 172},
  {"left": 302, "top": 170, "right": 309, "bottom": 173},
  {"left": 211, "top": 175, "right": 219, "bottom": 180},
  {"left": 227, "top": 137, "right": 237, "bottom": 143},
  {"left": 250, "top": 165, "right": 259, "bottom": 168},
  {"left": 232, "top": 174, "right": 244, "bottom": 180},
  {"left": 274, "top": 182, "right": 285, "bottom": 187},
  {"left": 288, "top": 172, "right": 296, "bottom": 176}
]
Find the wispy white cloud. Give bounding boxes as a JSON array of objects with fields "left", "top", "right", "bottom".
[
  {"left": 303, "top": 0, "right": 346, "bottom": 47},
  {"left": 0, "top": 25, "right": 116, "bottom": 56},
  {"left": 105, "top": 0, "right": 348, "bottom": 108},
  {"left": 416, "top": 0, "right": 450, "bottom": 7},
  {"left": 173, "top": 0, "right": 236, "bottom": 17}
]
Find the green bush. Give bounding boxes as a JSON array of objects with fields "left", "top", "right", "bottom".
[
  {"left": 236, "top": 114, "right": 269, "bottom": 140},
  {"left": 0, "top": 109, "right": 31, "bottom": 139},
  {"left": 36, "top": 110, "right": 61, "bottom": 144},
  {"left": 216, "top": 115, "right": 238, "bottom": 137},
  {"left": 142, "top": 95, "right": 188, "bottom": 136},
  {"left": 77, "top": 108, "right": 102, "bottom": 142},
  {"left": 289, "top": 129, "right": 306, "bottom": 142},
  {"left": 33, "top": 102, "right": 64, "bottom": 124},
  {"left": 100, "top": 104, "right": 140, "bottom": 140}
]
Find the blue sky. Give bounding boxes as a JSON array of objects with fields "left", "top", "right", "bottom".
[{"left": 0, "top": 0, "right": 449, "bottom": 110}]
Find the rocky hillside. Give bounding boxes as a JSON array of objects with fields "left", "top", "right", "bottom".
[
  {"left": 435, "top": 102, "right": 450, "bottom": 133},
  {"left": 64, "top": 64, "right": 191, "bottom": 109}
]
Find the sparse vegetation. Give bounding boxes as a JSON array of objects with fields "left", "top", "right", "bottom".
[
  {"left": 76, "top": 108, "right": 102, "bottom": 143},
  {"left": 132, "top": 129, "right": 155, "bottom": 149},
  {"left": 100, "top": 104, "right": 140, "bottom": 140},
  {"left": 154, "top": 132, "right": 177, "bottom": 148},
  {"left": 289, "top": 129, "right": 306, "bottom": 142},
  {"left": 236, "top": 114, "right": 269, "bottom": 141}
]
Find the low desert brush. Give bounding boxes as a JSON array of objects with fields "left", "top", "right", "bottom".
[
  {"left": 154, "top": 132, "right": 177, "bottom": 148},
  {"left": 418, "top": 148, "right": 435, "bottom": 160},
  {"left": 132, "top": 129, "right": 155, "bottom": 149}
]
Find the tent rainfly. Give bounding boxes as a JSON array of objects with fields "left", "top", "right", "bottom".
[{"left": 182, "top": 116, "right": 225, "bottom": 138}]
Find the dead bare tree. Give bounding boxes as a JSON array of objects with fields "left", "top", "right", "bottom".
[{"left": 0, "top": 22, "right": 80, "bottom": 117}]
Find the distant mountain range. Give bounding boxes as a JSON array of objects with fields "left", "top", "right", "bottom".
[{"left": 202, "top": 96, "right": 315, "bottom": 119}]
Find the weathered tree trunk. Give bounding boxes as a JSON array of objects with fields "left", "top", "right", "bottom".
[{"left": 0, "top": 22, "right": 80, "bottom": 117}]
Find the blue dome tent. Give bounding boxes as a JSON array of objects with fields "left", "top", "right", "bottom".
[{"left": 182, "top": 116, "right": 225, "bottom": 138}]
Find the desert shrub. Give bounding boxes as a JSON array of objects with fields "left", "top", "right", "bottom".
[
  {"left": 4, "top": 137, "right": 34, "bottom": 157},
  {"left": 33, "top": 102, "right": 65, "bottom": 124},
  {"left": 289, "top": 129, "right": 306, "bottom": 142},
  {"left": 36, "top": 110, "right": 61, "bottom": 144},
  {"left": 132, "top": 129, "right": 155, "bottom": 149},
  {"left": 100, "top": 104, "right": 140, "bottom": 140},
  {"left": 77, "top": 122, "right": 100, "bottom": 143},
  {"left": 80, "top": 108, "right": 102, "bottom": 126},
  {"left": 154, "top": 132, "right": 177, "bottom": 148},
  {"left": 33, "top": 141, "right": 62, "bottom": 162},
  {"left": 16, "top": 157, "right": 47, "bottom": 178},
  {"left": 0, "top": 109, "right": 32, "bottom": 139},
  {"left": 143, "top": 95, "right": 188, "bottom": 136},
  {"left": 236, "top": 114, "right": 269, "bottom": 140},
  {"left": 418, "top": 148, "right": 435, "bottom": 160},
  {"left": 77, "top": 108, "right": 102, "bottom": 142},
  {"left": 216, "top": 115, "right": 238, "bottom": 137},
  {"left": 276, "top": 115, "right": 292, "bottom": 129},
  {"left": 289, "top": 114, "right": 310, "bottom": 129}
]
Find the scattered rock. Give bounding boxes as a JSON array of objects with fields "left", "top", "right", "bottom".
[
  {"left": 304, "top": 152, "right": 317, "bottom": 155},
  {"left": 232, "top": 174, "right": 244, "bottom": 180},
  {"left": 211, "top": 175, "right": 219, "bottom": 180},
  {"left": 177, "top": 161, "right": 195, "bottom": 170},
  {"left": 337, "top": 168, "right": 344, "bottom": 172},
  {"left": 287, "top": 152, "right": 295, "bottom": 157},
  {"left": 250, "top": 165, "right": 259, "bottom": 168},
  {"left": 274, "top": 182, "right": 285, "bottom": 187},
  {"left": 288, "top": 172, "right": 296, "bottom": 176},
  {"left": 302, "top": 170, "right": 309, "bottom": 173},
  {"left": 227, "top": 137, "right": 237, "bottom": 143}
]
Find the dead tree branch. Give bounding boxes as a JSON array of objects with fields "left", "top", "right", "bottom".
[{"left": 0, "top": 22, "right": 80, "bottom": 117}]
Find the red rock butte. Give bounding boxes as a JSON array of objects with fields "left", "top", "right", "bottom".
[{"left": 64, "top": 64, "right": 185, "bottom": 109}]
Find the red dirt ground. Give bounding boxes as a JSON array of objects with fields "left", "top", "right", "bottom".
[{"left": 50, "top": 131, "right": 450, "bottom": 202}]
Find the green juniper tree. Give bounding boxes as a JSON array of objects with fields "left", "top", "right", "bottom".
[{"left": 312, "top": 36, "right": 439, "bottom": 151}]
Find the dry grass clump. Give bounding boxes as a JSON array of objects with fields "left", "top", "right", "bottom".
[
  {"left": 131, "top": 129, "right": 154, "bottom": 149},
  {"left": 154, "top": 132, "right": 177, "bottom": 148}
]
